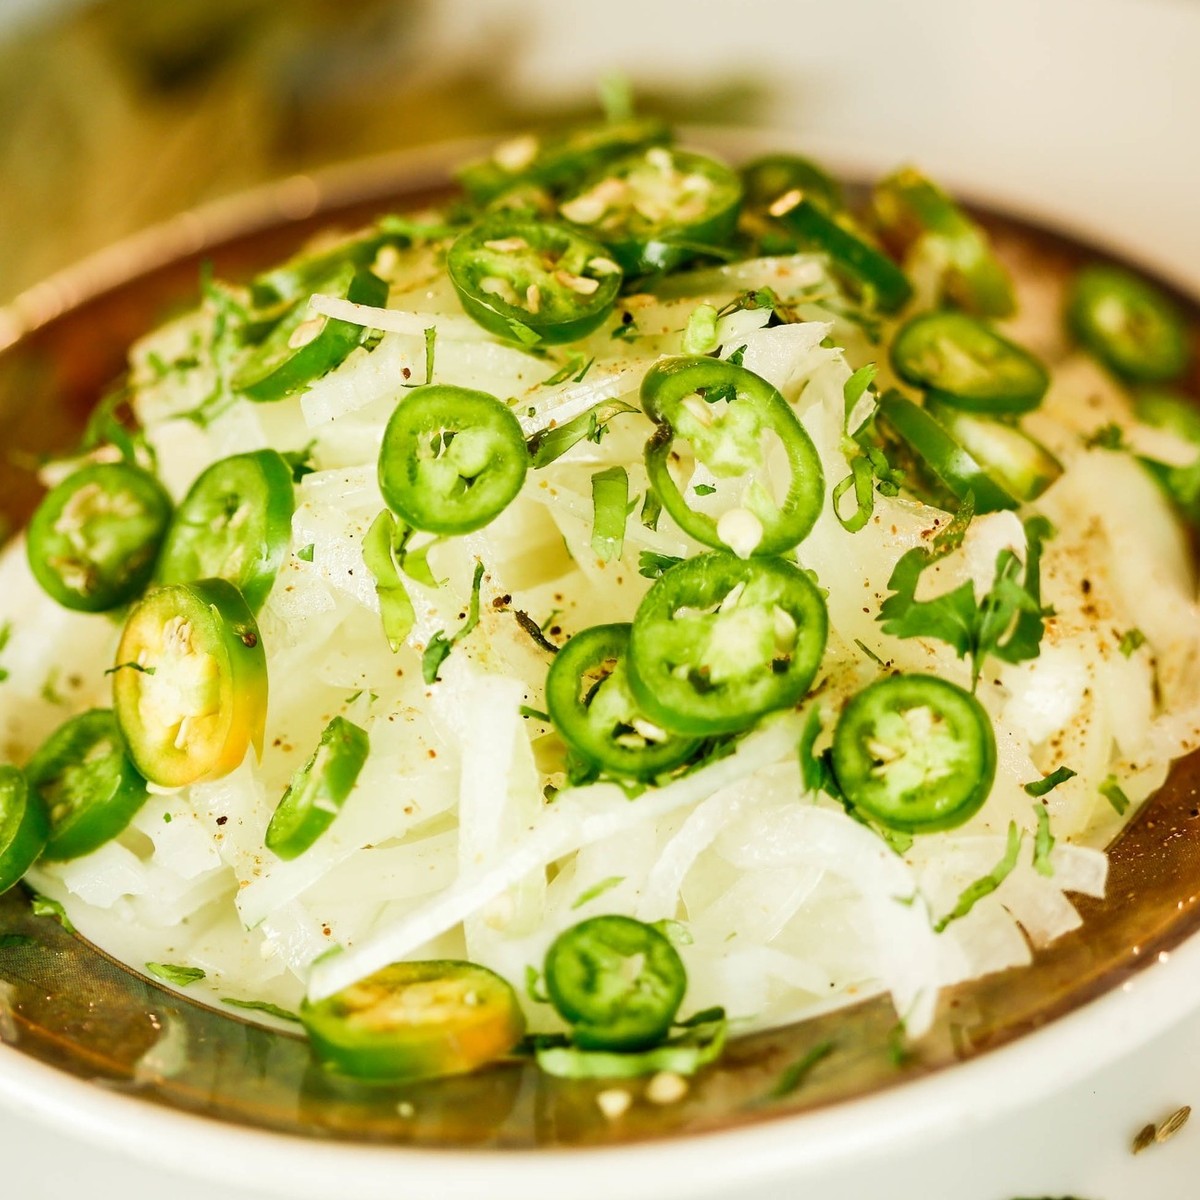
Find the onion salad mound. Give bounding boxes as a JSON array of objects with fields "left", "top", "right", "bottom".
[{"left": 2, "top": 114, "right": 1199, "bottom": 1085}]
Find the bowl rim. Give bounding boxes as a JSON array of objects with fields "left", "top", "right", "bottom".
[
  {"left": 2, "top": 933, "right": 1197, "bottom": 1199},
  {"left": 2, "top": 128, "right": 1200, "bottom": 1197}
]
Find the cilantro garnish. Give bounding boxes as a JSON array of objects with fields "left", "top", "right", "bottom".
[
  {"left": 1032, "top": 805, "right": 1056, "bottom": 877},
  {"left": 221, "top": 998, "right": 301, "bottom": 1023},
  {"left": 932, "top": 822, "right": 1022, "bottom": 933},
  {"left": 638, "top": 551, "right": 683, "bottom": 580},
  {"left": 1024, "top": 766, "right": 1076, "bottom": 797},
  {"left": 1118, "top": 628, "right": 1146, "bottom": 657},
  {"left": 145, "top": 962, "right": 207, "bottom": 987},
  {"left": 878, "top": 505, "right": 1054, "bottom": 689},
  {"left": 1099, "top": 774, "right": 1131, "bottom": 816},
  {"left": 571, "top": 875, "right": 625, "bottom": 910},
  {"left": 422, "top": 560, "right": 485, "bottom": 683},
  {"left": 765, "top": 1040, "right": 835, "bottom": 1101}
]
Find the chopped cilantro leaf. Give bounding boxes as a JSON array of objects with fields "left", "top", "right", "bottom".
[
  {"left": 40, "top": 669, "right": 66, "bottom": 706},
  {"left": 879, "top": 507, "right": 1053, "bottom": 688},
  {"left": 1084, "top": 422, "right": 1129, "bottom": 451},
  {"left": 932, "top": 822, "right": 1022, "bottom": 933},
  {"left": 542, "top": 351, "right": 594, "bottom": 386},
  {"left": 571, "top": 875, "right": 625, "bottom": 910},
  {"left": 30, "top": 893, "right": 75, "bottom": 933},
  {"left": 1023, "top": 766, "right": 1076, "bottom": 797},
  {"left": 221, "top": 998, "right": 301, "bottom": 1023},
  {"left": 526, "top": 399, "right": 638, "bottom": 468},
  {"left": 422, "top": 561, "right": 485, "bottom": 684},
  {"left": 638, "top": 550, "right": 683, "bottom": 580},
  {"left": 1099, "top": 775, "right": 1131, "bottom": 816},
  {"left": 1118, "top": 628, "right": 1146, "bottom": 657},
  {"left": 693, "top": 483, "right": 717, "bottom": 496},
  {"left": 297, "top": 543, "right": 315, "bottom": 562},
  {"left": 145, "top": 962, "right": 207, "bottom": 987},
  {"left": 765, "top": 1040, "right": 835, "bottom": 1101},
  {"left": 1032, "top": 805, "right": 1056, "bottom": 877}
]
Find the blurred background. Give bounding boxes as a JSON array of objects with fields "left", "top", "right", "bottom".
[{"left": 1, "top": 0, "right": 1199, "bottom": 307}]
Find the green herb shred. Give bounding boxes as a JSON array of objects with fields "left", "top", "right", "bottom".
[{"left": 146, "top": 962, "right": 207, "bottom": 987}]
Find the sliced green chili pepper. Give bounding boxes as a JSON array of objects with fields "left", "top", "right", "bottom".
[
  {"left": 925, "top": 399, "right": 1062, "bottom": 503},
  {"left": 1066, "top": 264, "right": 1190, "bottom": 383},
  {"left": 248, "top": 227, "right": 400, "bottom": 311},
  {"left": 891, "top": 311, "right": 1048, "bottom": 414},
  {"left": 873, "top": 167, "right": 1015, "bottom": 317},
  {"left": 627, "top": 551, "right": 828, "bottom": 737},
  {"left": 545, "top": 623, "right": 700, "bottom": 779},
  {"left": 740, "top": 153, "right": 844, "bottom": 253},
  {"left": 448, "top": 216, "right": 623, "bottom": 345},
  {"left": 559, "top": 147, "right": 742, "bottom": 275},
  {"left": 875, "top": 391, "right": 1018, "bottom": 513},
  {"left": 265, "top": 716, "right": 369, "bottom": 860},
  {"left": 641, "top": 356, "right": 825, "bottom": 558},
  {"left": 831, "top": 673, "right": 996, "bottom": 833},
  {"left": 27, "top": 462, "right": 172, "bottom": 613},
  {"left": 232, "top": 267, "right": 388, "bottom": 402},
  {"left": 0, "top": 765, "right": 49, "bottom": 892},
  {"left": 26, "top": 709, "right": 148, "bottom": 861},
  {"left": 544, "top": 915, "right": 686, "bottom": 1051},
  {"left": 156, "top": 450, "right": 295, "bottom": 613},
  {"left": 378, "top": 384, "right": 528, "bottom": 535},
  {"left": 112, "top": 579, "right": 267, "bottom": 788},
  {"left": 457, "top": 118, "right": 672, "bottom": 204},
  {"left": 775, "top": 197, "right": 912, "bottom": 313},
  {"left": 301, "top": 960, "right": 525, "bottom": 1082}
]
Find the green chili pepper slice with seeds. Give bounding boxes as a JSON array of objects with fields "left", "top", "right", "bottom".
[
  {"left": 559, "top": 146, "right": 742, "bottom": 276},
  {"left": 891, "top": 311, "right": 1048, "bottom": 415},
  {"left": 27, "top": 462, "right": 172, "bottom": 613},
  {"left": 233, "top": 266, "right": 388, "bottom": 402},
  {"left": 156, "top": 450, "right": 295, "bottom": 613},
  {"left": 740, "top": 153, "right": 844, "bottom": 253},
  {"left": 1066, "top": 264, "right": 1190, "bottom": 384},
  {"left": 301, "top": 960, "right": 526, "bottom": 1082},
  {"left": 544, "top": 915, "right": 686, "bottom": 1051},
  {"left": 545, "top": 623, "right": 700, "bottom": 780},
  {"left": 627, "top": 551, "right": 828, "bottom": 737},
  {"left": 378, "top": 384, "right": 528, "bottom": 535},
  {"left": 448, "top": 215, "right": 623, "bottom": 345},
  {"left": 26, "top": 709, "right": 148, "bottom": 861},
  {"left": 831, "top": 673, "right": 996, "bottom": 833},
  {"left": 112, "top": 579, "right": 268, "bottom": 788},
  {"left": 641, "top": 356, "right": 825, "bottom": 558},
  {"left": 456, "top": 118, "right": 672, "bottom": 205},
  {"left": 873, "top": 167, "right": 1016, "bottom": 318}
]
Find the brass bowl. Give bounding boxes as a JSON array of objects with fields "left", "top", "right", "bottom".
[{"left": 2, "top": 138, "right": 1200, "bottom": 1174}]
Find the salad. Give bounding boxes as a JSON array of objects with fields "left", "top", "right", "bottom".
[{"left": 0, "top": 111, "right": 1197, "bottom": 1088}]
